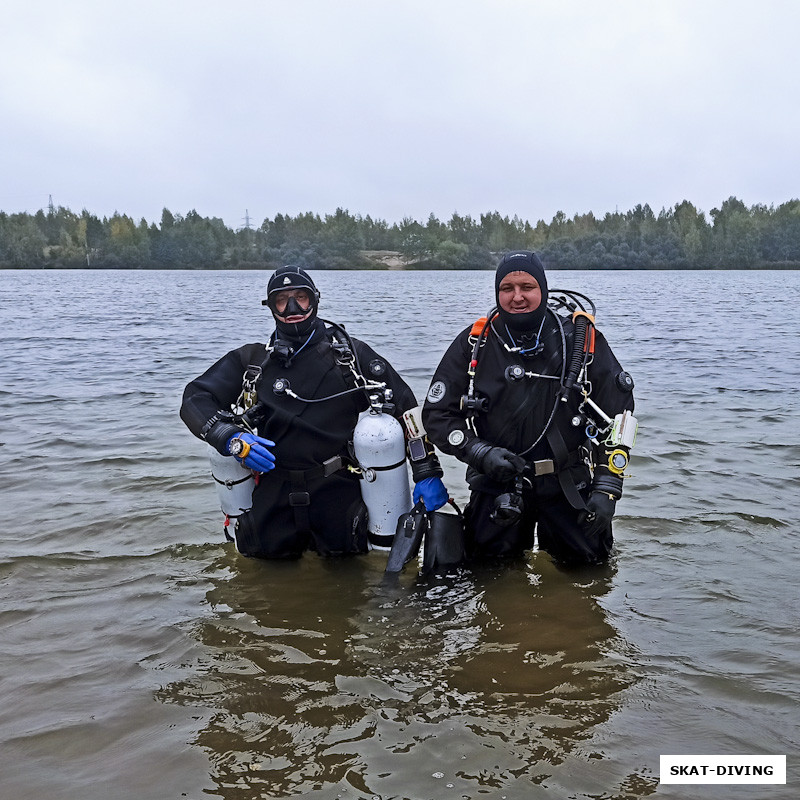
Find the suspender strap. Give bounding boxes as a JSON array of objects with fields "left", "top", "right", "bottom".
[{"left": 545, "top": 425, "right": 588, "bottom": 511}]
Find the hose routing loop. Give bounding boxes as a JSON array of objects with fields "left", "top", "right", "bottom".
[{"left": 270, "top": 318, "right": 390, "bottom": 406}]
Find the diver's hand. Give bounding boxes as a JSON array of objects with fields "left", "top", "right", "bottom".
[
  {"left": 578, "top": 491, "right": 616, "bottom": 537},
  {"left": 462, "top": 438, "right": 525, "bottom": 481},
  {"left": 413, "top": 477, "right": 449, "bottom": 511},
  {"left": 482, "top": 447, "right": 526, "bottom": 481},
  {"left": 227, "top": 432, "right": 276, "bottom": 473}
]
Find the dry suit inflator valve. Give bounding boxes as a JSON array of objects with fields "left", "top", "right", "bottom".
[{"left": 505, "top": 364, "right": 526, "bottom": 382}]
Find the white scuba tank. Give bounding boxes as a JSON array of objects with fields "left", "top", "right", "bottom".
[
  {"left": 352, "top": 409, "right": 412, "bottom": 550},
  {"left": 208, "top": 444, "right": 256, "bottom": 542}
]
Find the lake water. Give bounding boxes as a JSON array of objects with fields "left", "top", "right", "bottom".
[{"left": 1, "top": 268, "right": 798, "bottom": 799}]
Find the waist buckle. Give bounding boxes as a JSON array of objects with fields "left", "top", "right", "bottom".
[{"left": 532, "top": 459, "right": 555, "bottom": 476}]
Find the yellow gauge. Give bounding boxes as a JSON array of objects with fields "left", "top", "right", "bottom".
[{"left": 607, "top": 449, "right": 629, "bottom": 475}]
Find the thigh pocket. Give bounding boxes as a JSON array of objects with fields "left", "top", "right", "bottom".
[
  {"left": 346, "top": 497, "right": 369, "bottom": 554},
  {"left": 233, "top": 508, "right": 259, "bottom": 556}
]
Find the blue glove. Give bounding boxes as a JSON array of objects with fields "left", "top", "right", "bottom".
[
  {"left": 413, "top": 476, "right": 449, "bottom": 511},
  {"left": 227, "top": 432, "right": 276, "bottom": 473}
]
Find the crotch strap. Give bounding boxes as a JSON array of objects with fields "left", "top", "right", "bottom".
[{"left": 272, "top": 456, "right": 347, "bottom": 534}]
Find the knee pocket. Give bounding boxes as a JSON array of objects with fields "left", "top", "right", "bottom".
[{"left": 233, "top": 506, "right": 306, "bottom": 559}]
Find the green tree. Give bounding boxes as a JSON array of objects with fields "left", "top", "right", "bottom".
[
  {"left": 670, "top": 200, "right": 710, "bottom": 266},
  {"left": 710, "top": 196, "right": 759, "bottom": 268},
  {"left": 1, "top": 214, "right": 47, "bottom": 267},
  {"left": 322, "top": 207, "right": 364, "bottom": 264},
  {"left": 103, "top": 213, "right": 150, "bottom": 268},
  {"left": 398, "top": 217, "right": 426, "bottom": 262}
]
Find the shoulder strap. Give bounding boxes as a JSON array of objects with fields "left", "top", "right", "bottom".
[
  {"left": 470, "top": 316, "right": 489, "bottom": 336},
  {"left": 233, "top": 344, "right": 271, "bottom": 415}
]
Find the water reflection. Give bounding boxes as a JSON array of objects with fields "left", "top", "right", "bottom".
[{"left": 158, "top": 549, "right": 637, "bottom": 798}]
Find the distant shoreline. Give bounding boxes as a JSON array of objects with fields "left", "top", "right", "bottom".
[{"left": 4, "top": 198, "right": 800, "bottom": 270}]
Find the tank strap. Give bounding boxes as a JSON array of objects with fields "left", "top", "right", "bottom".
[
  {"left": 212, "top": 472, "right": 253, "bottom": 489},
  {"left": 362, "top": 457, "right": 407, "bottom": 473}
]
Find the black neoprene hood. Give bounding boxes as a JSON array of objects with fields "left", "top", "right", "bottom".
[
  {"left": 264, "top": 265, "right": 321, "bottom": 339},
  {"left": 264, "top": 265, "right": 319, "bottom": 305},
  {"left": 495, "top": 250, "right": 549, "bottom": 332}
]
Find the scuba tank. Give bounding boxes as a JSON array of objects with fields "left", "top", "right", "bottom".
[
  {"left": 207, "top": 363, "right": 262, "bottom": 541},
  {"left": 352, "top": 395, "right": 412, "bottom": 550},
  {"left": 208, "top": 443, "right": 255, "bottom": 543}
]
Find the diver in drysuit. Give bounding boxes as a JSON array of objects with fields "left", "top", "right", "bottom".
[
  {"left": 181, "top": 266, "right": 447, "bottom": 559},
  {"left": 422, "top": 251, "right": 636, "bottom": 566}
]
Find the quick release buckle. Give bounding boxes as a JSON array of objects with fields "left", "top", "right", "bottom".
[{"left": 289, "top": 491, "right": 311, "bottom": 507}]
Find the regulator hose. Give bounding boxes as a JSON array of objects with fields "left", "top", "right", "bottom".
[{"left": 562, "top": 314, "right": 588, "bottom": 395}]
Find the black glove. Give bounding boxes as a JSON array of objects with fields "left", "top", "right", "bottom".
[
  {"left": 578, "top": 491, "right": 617, "bottom": 537},
  {"left": 462, "top": 438, "right": 526, "bottom": 482},
  {"left": 204, "top": 418, "right": 243, "bottom": 456},
  {"left": 483, "top": 447, "right": 527, "bottom": 481}
]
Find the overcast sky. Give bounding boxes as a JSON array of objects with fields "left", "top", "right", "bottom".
[{"left": 2, "top": 1, "right": 798, "bottom": 229}]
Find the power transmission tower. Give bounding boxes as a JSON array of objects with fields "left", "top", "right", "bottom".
[{"left": 239, "top": 209, "right": 254, "bottom": 231}]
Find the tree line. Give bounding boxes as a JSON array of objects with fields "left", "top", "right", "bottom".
[{"left": 1, "top": 197, "right": 799, "bottom": 270}]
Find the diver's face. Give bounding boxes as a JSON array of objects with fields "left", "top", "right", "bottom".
[
  {"left": 273, "top": 289, "right": 313, "bottom": 323},
  {"left": 498, "top": 271, "right": 542, "bottom": 314}
]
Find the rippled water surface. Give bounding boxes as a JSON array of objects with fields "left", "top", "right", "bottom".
[{"left": 1, "top": 269, "right": 798, "bottom": 799}]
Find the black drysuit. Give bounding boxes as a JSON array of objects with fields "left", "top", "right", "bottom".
[
  {"left": 181, "top": 322, "right": 416, "bottom": 558},
  {"left": 422, "top": 312, "right": 634, "bottom": 565}
]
